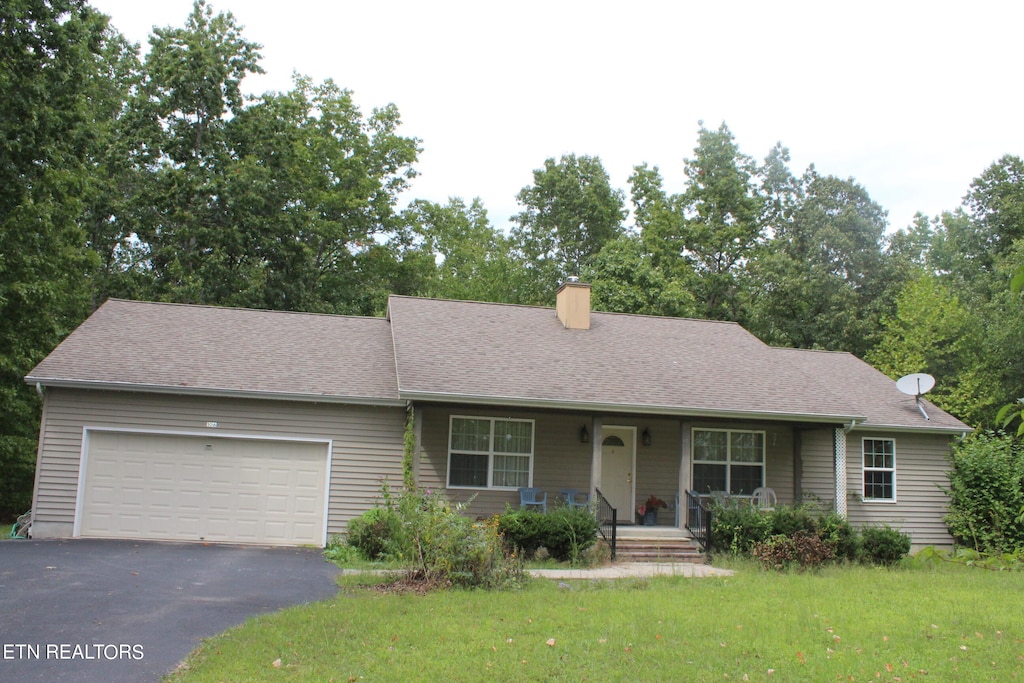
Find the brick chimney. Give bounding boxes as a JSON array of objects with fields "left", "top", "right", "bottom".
[{"left": 556, "top": 279, "right": 591, "bottom": 330}]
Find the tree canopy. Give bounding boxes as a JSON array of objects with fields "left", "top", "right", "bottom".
[{"left": 4, "top": 0, "right": 1024, "bottom": 515}]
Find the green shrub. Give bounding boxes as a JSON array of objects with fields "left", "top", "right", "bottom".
[
  {"left": 496, "top": 508, "right": 549, "bottom": 558},
  {"left": 496, "top": 506, "right": 600, "bottom": 566},
  {"left": 769, "top": 504, "right": 820, "bottom": 537},
  {"left": 943, "top": 432, "right": 1024, "bottom": 553},
  {"left": 543, "top": 506, "right": 600, "bottom": 565},
  {"left": 345, "top": 482, "right": 524, "bottom": 589},
  {"left": 860, "top": 524, "right": 911, "bottom": 566},
  {"left": 709, "top": 498, "right": 772, "bottom": 555},
  {"left": 0, "top": 436, "right": 35, "bottom": 521},
  {"left": 818, "top": 512, "right": 860, "bottom": 562},
  {"left": 323, "top": 535, "right": 361, "bottom": 565},
  {"left": 346, "top": 506, "right": 403, "bottom": 560}
]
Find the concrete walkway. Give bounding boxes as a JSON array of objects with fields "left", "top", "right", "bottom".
[{"left": 529, "top": 562, "right": 733, "bottom": 579}]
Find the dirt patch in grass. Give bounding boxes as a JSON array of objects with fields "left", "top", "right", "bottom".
[{"left": 365, "top": 570, "right": 451, "bottom": 595}]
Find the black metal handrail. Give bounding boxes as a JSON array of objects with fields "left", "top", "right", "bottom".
[
  {"left": 594, "top": 487, "right": 617, "bottom": 560},
  {"left": 685, "top": 490, "right": 712, "bottom": 551}
]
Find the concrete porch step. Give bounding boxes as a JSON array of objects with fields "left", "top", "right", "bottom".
[{"left": 608, "top": 534, "right": 706, "bottom": 564}]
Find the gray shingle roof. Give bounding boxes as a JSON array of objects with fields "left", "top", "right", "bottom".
[
  {"left": 28, "top": 295, "right": 971, "bottom": 432},
  {"left": 387, "top": 296, "right": 969, "bottom": 432},
  {"left": 26, "top": 299, "right": 401, "bottom": 403}
]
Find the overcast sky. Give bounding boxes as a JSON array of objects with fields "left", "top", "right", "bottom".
[{"left": 90, "top": 0, "right": 1023, "bottom": 234}]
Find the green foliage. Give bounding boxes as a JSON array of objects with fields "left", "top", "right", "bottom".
[
  {"left": 676, "top": 122, "right": 763, "bottom": 321},
  {"left": 867, "top": 274, "right": 988, "bottom": 425},
  {"left": 0, "top": 436, "right": 35, "bottom": 520},
  {"left": 402, "top": 409, "right": 415, "bottom": 490},
  {"left": 0, "top": 0, "right": 113, "bottom": 511},
  {"left": 496, "top": 506, "right": 600, "bottom": 566},
  {"left": 943, "top": 432, "right": 1024, "bottom": 553},
  {"left": 495, "top": 508, "right": 549, "bottom": 558},
  {"left": 512, "top": 154, "right": 626, "bottom": 301},
  {"left": 541, "top": 506, "right": 600, "bottom": 564},
  {"left": 818, "top": 511, "right": 861, "bottom": 562},
  {"left": 402, "top": 198, "right": 527, "bottom": 304},
  {"left": 322, "top": 535, "right": 362, "bottom": 565},
  {"left": 859, "top": 524, "right": 911, "bottom": 566},
  {"left": 912, "top": 545, "right": 1024, "bottom": 572},
  {"left": 585, "top": 234, "right": 697, "bottom": 317},
  {"left": 345, "top": 482, "right": 524, "bottom": 589},
  {"left": 346, "top": 505, "right": 404, "bottom": 561},
  {"left": 708, "top": 497, "right": 772, "bottom": 555},
  {"left": 712, "top": 500, "right": 883, "bottom": 568}
]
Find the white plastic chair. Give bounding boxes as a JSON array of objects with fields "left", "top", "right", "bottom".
[{"left": 751, "top": 486, "right": 777, "bottom": 511}]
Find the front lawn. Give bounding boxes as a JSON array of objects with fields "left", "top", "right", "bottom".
[{"left": 167, "top": 563, "right": 1024, "bottom": 682}]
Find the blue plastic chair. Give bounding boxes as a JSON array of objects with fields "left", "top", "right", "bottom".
[
  {"left": 560, "top": 488, "right": 590, "bottom": 509},
  {"left": 519, "top": 487, "right": 547, "bottom": 513}
]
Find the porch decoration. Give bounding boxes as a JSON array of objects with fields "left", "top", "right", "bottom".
[{"left": 637, "top": 494, "right": 667, "bottom": 525}]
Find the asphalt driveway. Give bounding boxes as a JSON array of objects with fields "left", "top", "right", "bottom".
[{"left": 0, "top": 538, "right": 342, "bottom": 682}]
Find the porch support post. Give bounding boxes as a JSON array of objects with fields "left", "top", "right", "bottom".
[
  {"left": 793, "top": 428, "right": 803, "bottom": 504},
  {"left": 589, "top": 416, "right": 602, "bottom": 498},
  {"left": 834, "top": 427, "right": 847, "bottom": 517},
  {"left": 678, "top": 420, "right": 692, "bottom": 529}
]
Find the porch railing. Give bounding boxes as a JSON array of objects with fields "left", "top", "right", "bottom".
[
  {"left": 594, "top": 487, "right": 617, "bottom": 561},
  {"left": 685, "top": 490, "right": 712, "bottom": 551}
]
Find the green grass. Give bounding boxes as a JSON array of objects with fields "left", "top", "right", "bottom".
[{"left": 167, "top": 564, "right": 1024, "bottom": 682}]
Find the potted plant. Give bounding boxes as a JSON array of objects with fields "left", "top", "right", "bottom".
[{"left": 637, "top": 494, "right": 667, "bottom": 525}]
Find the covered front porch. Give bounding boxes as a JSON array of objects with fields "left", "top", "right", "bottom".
[{"left": 413, "top": 404, "right": 847, "bottom": 533}]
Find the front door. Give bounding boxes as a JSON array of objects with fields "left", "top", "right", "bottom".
[{"left": 600, "top": 426, "right": 636, "bottom": 522}]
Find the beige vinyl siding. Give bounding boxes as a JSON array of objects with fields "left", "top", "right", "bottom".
[
  {"left": 844, "top": 432, "right": 955, "bottom": 547},
  {"left": 32, "top": 388, "right": 405, "bottom": 539},
  {"left": 417, "top": 405, "right": 594, "bottom": 518},
  {"left": 626, "top": 418, "right": 683, "bottom": 523},
  {"left": 799, "top": 428, "right": 838, "bottom": 507}
]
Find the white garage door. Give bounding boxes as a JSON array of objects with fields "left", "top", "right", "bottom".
[{"left": 79, "top": 431, "right": 329, "bottom": 546}]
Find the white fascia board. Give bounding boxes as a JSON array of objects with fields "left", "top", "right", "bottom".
[{"left": 26, "top": 377, "right": 405, "bottom": 407}]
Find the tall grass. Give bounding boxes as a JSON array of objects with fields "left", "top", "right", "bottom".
[{"left": 168, "top": 564, "right": 1024, "bottom": 682}]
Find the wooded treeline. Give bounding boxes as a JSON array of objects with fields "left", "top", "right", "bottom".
[{"left": 2, "top": 0, "right": 1022, "bottom": 515}]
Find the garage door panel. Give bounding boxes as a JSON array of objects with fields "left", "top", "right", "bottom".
[{"left": 80, "top": 432, "right": 327, "bottom": 546}]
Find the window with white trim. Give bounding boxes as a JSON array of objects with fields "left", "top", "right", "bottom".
[
  {"left": 691, "top": 429, "right": 765, "bottom": 496},
  {"left": 448, "top": 416, "right": 534, "bottom": 489},
  {"left": 862, "top": 438, "right": 895, "bottom": 501}
]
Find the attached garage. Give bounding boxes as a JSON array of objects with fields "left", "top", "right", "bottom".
[{"left": 77, "top": 430, "right": 330, "bottom": 546}]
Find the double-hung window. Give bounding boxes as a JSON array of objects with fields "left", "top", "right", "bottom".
[
  {"left": 862, "top": 438, "right": 895, "bottom": 501},
  {"left": 691, "top": 429, "right": 765, "bottom": 495},
  {"left": 448, "top": 416, "right": 534, "bottom": 489}
]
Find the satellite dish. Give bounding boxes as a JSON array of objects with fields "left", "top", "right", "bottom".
[
  {"left": 896, "top": 373, "right": 935, "bottom": 420},
  {"left": 896, "top": 373, "right": 935, "bottom": 396}
]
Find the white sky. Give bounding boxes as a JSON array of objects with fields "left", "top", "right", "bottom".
[{"left": 90, "top": 0, "right": 1024, "bottom": 234}]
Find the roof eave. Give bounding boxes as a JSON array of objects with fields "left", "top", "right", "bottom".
[
  {"left": 851, "top": 421, "right": 973, "bottom": 436},
  {"left": 398, "top": 389, "right": 864, "bottom": 425},
  {"left": 26, "top": 376, "right": 405, "bottom": 408}
]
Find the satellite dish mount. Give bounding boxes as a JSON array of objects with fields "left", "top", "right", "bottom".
[{"left": 896, "top": 373, "right": 936, "bottom": 421}]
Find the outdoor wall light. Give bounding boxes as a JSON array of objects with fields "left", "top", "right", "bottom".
[
  {"left": 580, "top": 424, "right": 589, "bottom": 444},
  {"left": 642, "top": 427, "right": 651, "bottom": 446}
]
